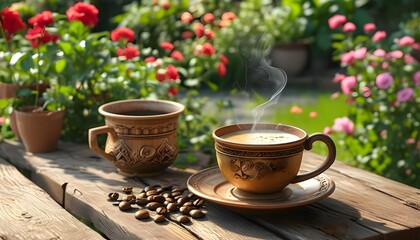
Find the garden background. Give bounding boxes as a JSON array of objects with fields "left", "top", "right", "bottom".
[{"left": 0, "top": 0, "right": 419, "bottom": 188}]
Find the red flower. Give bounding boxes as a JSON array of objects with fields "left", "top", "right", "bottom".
[
  {"left": 204, "top": 29, "right": 214, "bottom": 39},
  {"left": 219, "top": 54, "right": 229, "bottom": 65},
  {"left": 117, "top": 46, "right": 139, "bottom": 60},
  {"left": 194, "top": 23, "right": 204, "bottom": 38},
  {"left": 160, "top": 41, "right": 174, "bottom": 50},
  {"left": 168, "top": 87, "right": 178, "bottom": 96},
  {"left": 25, "top": 27, "right": 59, "bottom": 48},
  {"left": 145, "top": 56, "right": 156, "bottom": 63},
  {"left": 111, "top": 27, "right": 135, "bottom": 43},
  {"left": 156, "top": 69, "right": 167, "bottom": 82},
  {"left": 181, "top": 12, "right": 193, "bottom": 24},
  {"left": 203, "top": 13, "right": 215, "bottom": 23},
  {"left": 170, "top": 50, "right": 184, "bottom": 61},
  {"left": 0, "top": 8, "right": 26, "bottom": 39},
  {"left": 181, "top": 31, "right": 194, "bottom": 39},
  {"left": 201, "top": 42, "right": 215, "bottom": 56},
  {"left": 161, "top": 2, "right": 170, "bottom": 10},
  {"left": 221, "top": 12, "right": 236, "bottom": 21},
  {"left": 28, "top": 11, "right": 54, "bottom": 28},
  {"left": 66, "top": 2, "right": 99, "bottom": 28},
  {"left": 217, "top": 62, "right": 226, "bottom": 77},
  {"left": 166, "top": 64, "right": 180, "bottom": 80}
]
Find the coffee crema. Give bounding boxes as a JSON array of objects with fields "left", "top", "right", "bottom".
[{"left": 222, "top": 130, "right": 300, "bottom": 144}]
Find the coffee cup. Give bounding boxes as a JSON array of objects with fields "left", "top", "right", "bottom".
[
  {"left": 88, "top": 99, "right": 184, "bottom": 177},
  {"left": 212, "top": 123, "right": 336, "bottom": 194}
]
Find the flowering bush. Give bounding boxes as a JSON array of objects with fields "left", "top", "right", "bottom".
[
  {"left": 0, "top": 2, "right": 220, "bottom": 163},
  {"left": 327, "top": 14, "right": 420, "bottom": 186}
]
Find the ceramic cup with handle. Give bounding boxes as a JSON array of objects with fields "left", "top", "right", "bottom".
[
  {"left": 213, "top": 123, "right": 336, "bottom": 194},
  {"left": 89, "top": 99, "right": 184, "bottom": 177}
]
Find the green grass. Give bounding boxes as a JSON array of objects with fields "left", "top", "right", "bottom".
[{"left": 249, "top": 89, "right": 353, "bottom": 162}]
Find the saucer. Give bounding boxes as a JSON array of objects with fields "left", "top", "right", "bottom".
[{"left": 187, "top": 167, "right": 335, "bottom": 214}]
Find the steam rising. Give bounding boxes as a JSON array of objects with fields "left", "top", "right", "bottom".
[{"left": 235, "top": 36, "right": 288, "bottom": 130}]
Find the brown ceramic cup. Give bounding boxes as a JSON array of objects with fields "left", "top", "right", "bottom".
[
  {"left": 89, "top": 99, "right": 184, "bottom": 177},
  {"left": 213, "top": 123, "right": 336, "bottom": 194}
]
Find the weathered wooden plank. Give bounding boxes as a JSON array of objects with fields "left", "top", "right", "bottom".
[{"left": 0, "top": 157, "right": 104, "bottom": 240}]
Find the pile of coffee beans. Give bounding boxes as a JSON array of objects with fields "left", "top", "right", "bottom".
[{"left": 107, "top": 185, "right": 206, "bottom": 224}]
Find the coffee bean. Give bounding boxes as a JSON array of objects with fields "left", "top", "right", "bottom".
[
  {"left": 167, "top": 203, "right": 178, "bottom": 212},
  {"left": 162, "top": 193, "right": 172, "bottom": 198},
  {"left": 156, "top": 188, "right": 164, "bottom": 194},
  {"left": 187, "top": 193, "right": 196, "bottom": 199},
  {"left": 183, "top": 202, "right": 194, "bottom": 207},
  {"left": 172, "top": 187, "right": 185, "bottom": 193},
  {"left": 177, "top": 196, "right": 189, "bottom": 206},
  {"left": 176, "top": 215, "right": 190, "bottom": 223},
  {"left": 154, "top": 215, "right": 166, "bottom": 223},
  {"left": 125, "top": 194, "right": 136, "bottom": 203},
  {"left": 156, "top": 207, "right": 167, "bottom": 215},
  {"left": 136, "top": 198, "right": 148, "bottom": 206},
  {"left": 146, "top": 202, "right": 163, "bottom": 210},
  {"left": 193, "top": 198, "right": 204, "bottom": 207},
  {"left": 138, "top": 192, "right": 147, "bottom": 199},
  {"left": 172, "top": 191, "right": 182, "bottom": 197},
  {"left": 122, "top": 187, "right": 133, "bottom": 194},
  {"left": 108, "top": 192, "right": 119, "bottom": 201},
  {"left": 180, "top": 206, "right": 194, "bottom": 215},
  {"left": 165, "top": 197, "right": 175, "bottom": 204},
  {"left": 147, "top": 196, "right": 154, "bottom": 202},
  {"left": 152, "top": 195, "right": 165, "bottom": 203},
  {"left": 134, "top": 209, "right": 149, "bottom": 220},
  {"left": 118, "top": 201, "right": 131, "bottom": 211},
  {"left": 144, "top": 186, "right": 155, "bottom": 192},
  {"left": 189, "top": 209, "right": 205, "bottom": 218},
  {"left": 146, "top": 190, "right": 158, "bottom": 196}
]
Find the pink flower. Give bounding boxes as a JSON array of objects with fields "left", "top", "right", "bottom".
[
  {"left": 341, "top": 50, "right": 355, "bottom": 65},
  {"left": 387, "top": 50, "right": 403, "bottom": 59},
  {"left": 380, "top": 130, "right": 387, "bottom": 139},
  {"left": 397, "top": 88, "right": 415, "bottom": 103},
  {"left": 382, "top": 62, "right": 389, "bottom": 69},
  {"left": 332, "top": 117, "right": 354, "bottom": 135},
  {"left": 413, "top": 71, "right": 420, "bottom": 86},
  {"left": 111, "top": 27, "right": 135, "bottom": 43},
  {"left": 194, "top": 23, "right": 204, "bottom": 38},
  {"left": 204, "top": 29, "right": 215, "bottom": 39},
  {"left": 328, "top": 14, "right": 347, "bottom": 29},
  {"left": 397, "top": 36, "right": 415, "bottom": 46},
  {"left": 330, "top": 92, "right": 340, "bottom": 99},
  {"left": 161, "top": 2, "right": 170, "bottom": 10},
  {"left": 201, "top": 42, "right": 215, "bottom": 56},
  {"left": 116, "top": 46, "right": 139, "bottom": 60},
  {"left": 181, "top": 12, "right": 193, "bottom": 24},
  {"left": 406, "top": 138, "right": 415, "bottom": 144},
  {"left": 219, "top": 54, "right": 229, "bottom": 65},
  {"left": 156, "top": 69, "right": 166, "bottom": 82},
  {"left": 323, "top": 127, "right": 332, "bottom": 135},
  {"left": 221, "top": 12, "right": 236, "bottom": 21},
  {"left": 333, "top": 74, "right": 346, "bottom": 82},
  {"left": 373, "top": 49, "right": 386, "bottom": 58},
  {"left": 354, "top": 47, "right": 367, "bottom": 59},
  {"left": 372, "top": 31, "right": 386, "bottom": 42},
  {"left": 376, "top": 73, "right": 393, "bottom": 89},
  {"left": 145, "top": 56, "right": 156, "bottom": 63},
  {"left": 405, "top": 54, "right": 416, "bottom": 64},
  {"left": 363, "top": 23, "right": 376, "bottom": 33},
  {"left": 166, "top": 64, "right": 180, "bottom": 80},
  {"left": 343, "top": 22, "right": 356, "bottom": 32},
  {"left": 340, "top": 76, "right": 357, "bottom": 95}
]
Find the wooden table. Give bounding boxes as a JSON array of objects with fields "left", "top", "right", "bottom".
[{"left": 0, "top": 140, "right": 419, "bottom": 239}]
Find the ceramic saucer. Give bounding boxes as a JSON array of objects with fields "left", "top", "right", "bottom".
[{"left": 187, "top": 167, "right": 335, "bottom": 214}]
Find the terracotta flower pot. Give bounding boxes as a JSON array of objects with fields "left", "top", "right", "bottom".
[
  {"left": 0, "top": 82, "right": 20, "bottom": 99},
  {"left": 270, "top": 43, "right": 309, "bottom": 76},
  {"left": 14, "top": 107, "right": 65, "bottom": 153}
]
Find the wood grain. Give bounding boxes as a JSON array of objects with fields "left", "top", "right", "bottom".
[
  {"left": 0, "top": 157, "right": 103, "bottom": 239},
  {"left": 1, "top": 140, "right": 419, "bottom": 240}
]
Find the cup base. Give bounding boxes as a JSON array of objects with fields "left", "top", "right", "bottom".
[
  {"left": 231, "top": 187, "right": 293, "bottom": 200},
  {"left": 118, "top": 169, "right": 165, "bottom": 177}
]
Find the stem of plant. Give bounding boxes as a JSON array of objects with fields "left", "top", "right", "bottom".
[{"left": 35, "top": 45, "right": 41, "bottom": 109}]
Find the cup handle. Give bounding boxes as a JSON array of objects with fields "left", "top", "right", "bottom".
[
  {"left": 291, "top": 133, "right": 336, "bottom": 183},
  {"left": 88, "top": 126, "right": 117, "bottom": 163}
]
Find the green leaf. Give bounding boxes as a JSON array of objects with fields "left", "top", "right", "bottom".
[
  {"left": 55, "top": 59, "right": 67, "bottom": 73},
  {"left": 206, "top": 81, "right": 219, "bottom": 91}
]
